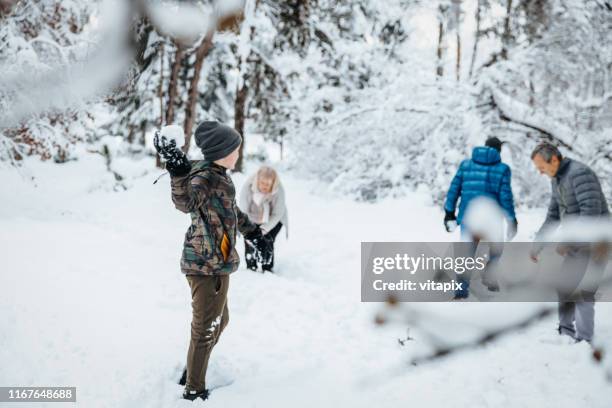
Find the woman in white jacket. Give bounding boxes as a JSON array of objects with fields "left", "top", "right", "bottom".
[{"left": 239, "top": 166, "right": 288, "bottom": 272}]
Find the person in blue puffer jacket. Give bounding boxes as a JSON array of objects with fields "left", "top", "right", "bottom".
[{"left": 443, "top": 137, "right": 518, "bottom": 298}]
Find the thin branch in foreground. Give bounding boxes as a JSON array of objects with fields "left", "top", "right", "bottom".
[{"left": 409, "top": 307, "right": 555, "bottom": 366}]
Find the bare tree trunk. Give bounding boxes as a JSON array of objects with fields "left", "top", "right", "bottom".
[
  {"left": 127, "top": 124, "right": 135, "bottom": 144},
  {"left": 158, "top": 43, "right": 165, "bottom": 128},
  {"left": 182, "top": 32, "right": 215, "bottom": 153},
  {"left": 468, "top": 0, "right": 482, "bottom": 78},
  {"left": 156, "top": 43, "right": 165, "bottom": 167},
  {"left": 234, "top": 80, "right": 248, "bottom": 172},
  {"left": 436, "top": 15, "right": 445, "bottom": 78},
  {"left": 279, "top": 137, "right": 284, "bottom": 161},
  {"left": 451, "top": 0, "right": 462, "bottom": 82},
  {"left": 0, "top": 0, "right": 20, "bottom": 18},
  {"left": 165, "top": 44, "right": 184, "bottom": 125},
  {"left": 456, "top": 31, "right": 461, "bottom": 82},
  {"left": 234, "top": 16, "right": 257, "bottom": 172},
  {"left": 501, "top": 0, "right": 513, "bottom": 60}
]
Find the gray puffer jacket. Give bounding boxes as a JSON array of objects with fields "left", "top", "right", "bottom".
[{"left": 536, "top": 158, "right": 609, "bottom": 239}]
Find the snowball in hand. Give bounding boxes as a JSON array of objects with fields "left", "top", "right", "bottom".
[
  {"left": 160, "top": 125, "right": 185, "bottom": 147},
  {"left": 147, "top": 124, "right": 186, "bottom": 152}
]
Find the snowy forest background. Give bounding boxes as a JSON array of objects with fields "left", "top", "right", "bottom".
[
  {"left": 1, "top": 0, "right": 611, "bottom": 204},
  {"left": 2, "top": 2, "right": 612, "bottom": 406}
]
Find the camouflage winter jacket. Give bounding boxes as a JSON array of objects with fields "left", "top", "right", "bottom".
[{"left": 171, "top": 160, "right": 257, "bottom": 276}]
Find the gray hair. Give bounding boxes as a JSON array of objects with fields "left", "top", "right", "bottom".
[{"left": 531, "top": 142, "right": 563, "bottom": 162}]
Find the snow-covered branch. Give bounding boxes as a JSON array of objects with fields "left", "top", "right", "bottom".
[{"left": 482, "top": 78, "right": 576, "bottom": 151}]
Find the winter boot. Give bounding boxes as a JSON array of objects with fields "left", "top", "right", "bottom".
[
  {"left": 178, "top": 368, "right": 187, "bottom": 386},
  {"left": 484, "top": 282, "right": 500, "bottom": 292},
  {"left": 183, "top": 388, "right": 209, "bottom": 401},
  {"left": 453, "top": 277, "right": 470, "bottom": 299}
]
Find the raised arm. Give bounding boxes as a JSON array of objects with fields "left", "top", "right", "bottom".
[{"left": 171, "top": 172, "right": 210, "bottom": 214}]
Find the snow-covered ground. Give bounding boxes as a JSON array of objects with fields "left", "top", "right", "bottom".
[{"left": 1, "top": 155, "right": 610, "bottom": 408}]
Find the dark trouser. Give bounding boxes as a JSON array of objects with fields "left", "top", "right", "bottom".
[
  {"left": 245, "top": 222, "right": 283, "bottom": 271},
  {"left": 185, "top": 274, "right": 229, "bottom": 392}
]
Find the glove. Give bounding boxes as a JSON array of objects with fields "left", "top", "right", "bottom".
[
  {"left": 244, "top": 227, "right": 267, "bottom": 253},
  {"left": 444, "top": 211, "right": 457, "bottom": 233},
  {"left": 507, "top": 218, "right": 518, "bottom": 241},
  {"left": 260, "top": 234, "right": 274, "bottom": 265},
  {"left": 153, "top": 131, "right": 191, "bottom": 177}
]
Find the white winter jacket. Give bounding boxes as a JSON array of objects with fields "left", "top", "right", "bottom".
[{"left": 239, "top": 173, "right": 288, "bottom": 237}]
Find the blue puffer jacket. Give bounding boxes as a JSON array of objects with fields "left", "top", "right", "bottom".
[{"left": 444, "top": 146, "right": 516, "bottom": 224}]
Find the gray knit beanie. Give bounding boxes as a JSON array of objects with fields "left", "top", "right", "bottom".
[{"left": 194, "top": 121, "right": 242, "bottom": 161}]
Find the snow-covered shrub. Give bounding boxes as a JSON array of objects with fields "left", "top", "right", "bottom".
[
  {"left": 0, "top": 0, "right": 95, "bottom": 163},
  {"left": 289, "top": 65, "right": 481, "bottom": 202},
  {"left": 288, "top": 0, "right": 612, "bottom": 207},
  {"left": 477, "top": 0, "right": 612, "bottom": 206}
]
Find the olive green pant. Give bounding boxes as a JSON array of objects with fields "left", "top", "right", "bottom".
[{"left": 185, "top": 274, "right": 230, "bottom": 392}]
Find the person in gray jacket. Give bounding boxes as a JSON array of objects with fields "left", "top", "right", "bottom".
[
  {"left": 530, "top": 142, "right": 610, "bottom": 343},
  {"left": 240, "top": 166, "right": 288, "bottom": 272}
]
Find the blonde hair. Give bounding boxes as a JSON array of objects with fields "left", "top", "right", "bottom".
[{"left": 257, "top": 166, "right": 277, "bottom": 183}]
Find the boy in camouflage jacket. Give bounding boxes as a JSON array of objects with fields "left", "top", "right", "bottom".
[{"left": 155, "top": 121, "right": 264, "bottom": 401}]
